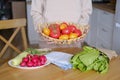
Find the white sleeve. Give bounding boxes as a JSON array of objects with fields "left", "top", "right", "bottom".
[
  {"left": 31, "top": 0, "right": 45, "bottom": 30},
  {"left": 79, "top": 0, "right": 92, "bottom": 25}
]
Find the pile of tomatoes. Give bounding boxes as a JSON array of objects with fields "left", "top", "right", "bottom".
[{"left": 42, "top": 22, "right": 82, "bottom": 40}]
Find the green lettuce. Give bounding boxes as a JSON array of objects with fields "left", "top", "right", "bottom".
[{"left": 71, "top": 46, "right": 109, "bottom": 74}]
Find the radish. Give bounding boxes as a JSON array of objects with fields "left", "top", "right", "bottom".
[
  {"left": 20, "top": 61, "right": 26, "bottom": 67},
  {"left": 32, "top": 58, "right": 38, "bottom": 63},
  {"left": 20, "top": 54, "right": 47, "bottom": 67},
  {"left": 39, "top": 55, "right": 47, "bottom": 65},
  {"left": 22, "top": 57, "right": 29, "bottom": 62},
  {"left": 27, "top": 60, "right": 34, "bottom": 67}
]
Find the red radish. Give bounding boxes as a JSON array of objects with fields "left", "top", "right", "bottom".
[
  {"left": 22, "top": 57, "right": 29, "bottom": 62},
  {"left": 33, "top": 62, "right": 38, "bottom": 67},
  {"left": 20, "top": 54, "right": 47, "bottom": 67},
  {"left": 39, "top": 55, "right": 47, "bottom": 62},
  {"left": 39, "top": 55, "right": 47, "bottom": 65},
  {"left": 27, "top": 60, "right": 33, "bottom": 67},
  {"left": 33, "top": 54, "right": 39, "bottom": 59},
  {"left": 20, "top": 61, "right": 26, "bottom": 67},
  {"left": 31, "top": 58, "right": 38, "bottom": 63},
  {"left": 37, "top": 61, "right": 42, "bottom": 66},
  {"left": 40, "top": 60, "right": 46, "bottom": 65}
]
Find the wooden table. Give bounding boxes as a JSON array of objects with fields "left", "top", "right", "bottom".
[{"left": 0, "top": 48, "right": 120, "bottom": 80}]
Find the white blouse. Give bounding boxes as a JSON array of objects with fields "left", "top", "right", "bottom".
[{"left": 31, "top": 0, "right": 92, "bottom": 30}]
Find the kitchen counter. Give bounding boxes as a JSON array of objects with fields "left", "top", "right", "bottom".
[
  {"left": 93, "top": 3, "right": 115, "bottom": 14},
  {"left": 0, "top": 48, "right": 120, "bottom": 80}
]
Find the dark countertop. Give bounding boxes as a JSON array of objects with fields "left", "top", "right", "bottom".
[{"left": 93, "top": 3, "right": 115, "bottom": 14}]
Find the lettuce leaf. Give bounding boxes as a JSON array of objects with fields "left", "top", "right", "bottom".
[{"left": 71, "top": 46, "right": 109, "bottom": 74}]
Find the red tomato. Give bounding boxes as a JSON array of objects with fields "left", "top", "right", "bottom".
[
  {"left": 48, "top": 24, "right": 60, "bottom": 32},
  {"left": 62, "top": 27, "right": 71, "bottom": 34},
  {"left": 74, "top": 29, "right": 82, "bottom": 37},
  {"left": 49, "top": 30, "right": 61, "bottom": 39},
  {"left": 68, "top": 25, "right": 77, "bottom": 32}
]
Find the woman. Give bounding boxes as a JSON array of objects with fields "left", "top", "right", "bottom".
[{"left": 31, "top": 0, "right": 92, "bottom": 48}]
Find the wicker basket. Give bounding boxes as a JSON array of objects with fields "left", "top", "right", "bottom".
[{"left": 38, "top": 22, "right": 90, "bottom": 44}]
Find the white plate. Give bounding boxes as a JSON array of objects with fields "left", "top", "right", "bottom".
[{"left": 8, "top": 60, "right": 51, "bottom": 69}]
